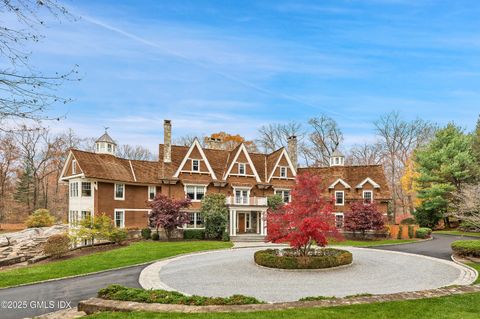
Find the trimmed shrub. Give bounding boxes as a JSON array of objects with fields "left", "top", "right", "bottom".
[
  {"left": 183, "top": 229, "right": 205, "bottom": 240},
  {"left": 25, "top": 209, "right": 55, "bottom": 228},
  {"left": 221, "top": 230, "right": 230, "bottom": 242},
  {"left": 43, "top": 233, "right": 70, "bottom": 258},
  {"left": 98, "top": 284, "right": 263, "bottom": 305},
  {"left": 141, "top": 228, "right": 152, "bottom": 240},
  {"left": 400, "top": 217, "right": 416, "bottom": 225},
  {"left": 397, "top": 225, "right": 403, "bottom": 239},
  {"left": 109, "top": 228, "right": 128, "bottom": 245},
  {"left": 254, "top": 248, "right": 352, "bottom": 269},
  {"left": 408, "top": 225, "right": 415, "bottom": 239},
  {"left": 451, "top": 240, "right": 480, "bottom": 257},
  {"left": 416, "top": 227, "right": 432, "bottom": 239},
  {"left": 151, "top": 232, "right": 160, "bottom": 241}
]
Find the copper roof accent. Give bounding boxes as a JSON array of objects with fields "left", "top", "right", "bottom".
[{"left": 298, "top": 165, "right": 392, "bottom": 200}]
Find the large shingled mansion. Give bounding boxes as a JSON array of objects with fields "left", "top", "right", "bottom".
[{"left": 60, "top": 120, "right": 391, "bottom": 240}]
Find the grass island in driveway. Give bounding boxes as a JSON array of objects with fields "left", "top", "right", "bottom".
[{"left": 0, "top": 241, "right": 232, "bottom": 288}]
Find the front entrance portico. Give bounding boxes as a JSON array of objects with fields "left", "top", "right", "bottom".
[{"left": 228, "top": 208, "right": 267, "bottom": 237}]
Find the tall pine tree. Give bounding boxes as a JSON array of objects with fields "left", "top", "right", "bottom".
[
  {"left": 414, "top": 123, "right": 475, "bottom": 228},
  {"left": 14, "top": 162, "right": 35, "bottom": 211}
]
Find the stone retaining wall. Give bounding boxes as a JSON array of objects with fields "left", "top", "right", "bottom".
[{"left": 78, "top": 284, "right": 480, "bottom": 315}]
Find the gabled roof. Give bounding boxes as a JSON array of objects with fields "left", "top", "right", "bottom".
[
  {"left": 267, "top": 148, "right": 297, "bottom": 182},
  {"left": 298, "top": 165, "right": 391, "bottom": 200},
  {"left": 223, "top": 143, "right": 261, "bottom": 182},
  {"left": 356, "top": 177, "right": 380, "bottom": 189},
  {"left": 172, "top": 139, "right": 217, "bottom": 180},
  {"left": 328, "top": 178, "right": 351, "bottom": 189},
  {"left": 63, "top": 149, "right": 158, "bottom": 184}
]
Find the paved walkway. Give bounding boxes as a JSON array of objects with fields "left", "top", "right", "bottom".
[
  {"left": 141, "top": 247, "right": 475, "bottom": 303},
  {"left": 373, "top": 234, "right": 479, "bottom": 260}
]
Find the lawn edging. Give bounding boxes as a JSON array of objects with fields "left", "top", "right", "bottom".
[
  {"left": 78, "top": 284, "right": 480, "bottom": 315},
  {"left": 450, "top": 254, "right": 479, "bottom": 284},
  {"left": 0, "top": 245, "right": 233, "bottom": 291}
]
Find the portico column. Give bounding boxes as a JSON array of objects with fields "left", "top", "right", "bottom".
[
  {"left": 229, "top": 210, "right": 233, "bottom": 236},
  {"left": 232, "top": 209, "right": 236, "bottom": 236},
  {"left": 260, "top": 211, "right": 265, "bottom": 236},
  {"left": 263, "top": 209, "right": 268, "bottom": 236}
]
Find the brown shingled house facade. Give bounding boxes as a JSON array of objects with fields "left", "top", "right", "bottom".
[{"left": 60, "top": 120, "right": 391, "bottom": 240}]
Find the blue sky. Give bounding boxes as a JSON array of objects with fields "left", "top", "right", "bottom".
[{"left": 17, "top": 0, "right": 480, "bottom": 150}]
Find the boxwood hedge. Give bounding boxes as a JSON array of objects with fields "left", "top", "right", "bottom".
[
  {"left": 451, "top": 240, "right": 480, "bottom": 257},
  {"left": 183, "top": 229, "right": 205, "bottom": 240},
  {"left": 254, "top": 248, "right": 352, "bottom": 269},
  {"left": 415, "top": 227, "right": 432, "bottom": 239}
]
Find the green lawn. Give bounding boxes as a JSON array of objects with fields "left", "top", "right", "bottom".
[
  {"left": 468, "top": 263, "right": 480, "bottom": 284},
  {"left": 329, "top": 239, "right": 418, "bottom": 247},
  {"left": 0, "top": 241, "right": 231, "bottom": 288},
  {"left": 434, "top": 230, "right": 480, "bottom": 238},
  {"left": 85, "top": 292, "right": 480, "bottom": 319}
]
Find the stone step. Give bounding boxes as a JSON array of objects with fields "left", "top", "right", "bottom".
[{"left": 231, "top": 235, "right": 266, "bottom": 242}]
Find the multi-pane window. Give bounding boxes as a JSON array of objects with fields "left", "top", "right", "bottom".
[
  {"left": 68, "top": 210, "right": 78, "bottom": 226},
  {"left": 115, "top": 183, "right": 125, "bottom": 200},
  {"left": 280, "top": 166, "right": 287, "bottom": 178},
  {"left": 72, "top": 160, "right": 77, "bottom": 175},
  {"left": 335, "top": 191, "right": 344, "bottom": 206},
  {"left": 81, "top": 182, "right": 92, "bottom": 197},
  {"left": 185, "top": 212, "right": 204, "bottom": 228},
  {"left": 81, "top": 211, "right": 91, "bottom": 220},
  {"left": 275, "top": 189, "right": 291, "bottom": 203},
  {"left": 185, "top": 185, "right": 205, "bottom": 201},
  {"left": 238, "top": 163, "right": 246, "bottom": 175},
  {"left": 70, "top": 182, "right": 79, "bottom": 197},
  {"left": 148, "top": 186, "right": 156, "bottom": 201},
  {"left": 335, "top": 213, "right": 344, "bottom": 228},
  {"left": 192, "top": 159, "right": 200, "bottom": 172},
  {"left": 114, "top": 210, "right": 125, "bottom": 228},
  {"left": 363, "top": 191, "right": 373, "bottom": 204},
  {"left": 235, "top": 189, "right": 249, "bottom": 204}
]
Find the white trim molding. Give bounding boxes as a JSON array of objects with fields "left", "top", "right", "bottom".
[
  {"left": 363, "top": 190, "right": 374, "bottom": 203},
  {"left": 356, "top": 177, "right": 380, "bottom": 189},
  {"left": 223, "top": 144, "right": 261, "bottom": 183},
  {"left": 328, "top": 178, "right": 351, "bottom": 189},
  {"left": 114, "top": 209, "right": 125, "bottom": 228},
  {"left": 114, "top": 183, "right": 125, "bottom": 200},
  {"left": 267, "top": 148, "right": 297, "bottom": 182},
  {"left": 334, "top": 190, "right": 345, "bottom": 206},
  {"left": 173, "top": 139, "right": 217, "bottom": 180}
]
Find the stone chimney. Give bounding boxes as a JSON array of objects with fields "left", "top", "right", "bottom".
[
  {"left": 287, "top": 135, "right": 298, "bottom": 171},
  {"left": 163, "top": 120, "right": 172, "bottom": 163},
  {"left": 205, "top": 137, "right": 223, "bottom": 150}
]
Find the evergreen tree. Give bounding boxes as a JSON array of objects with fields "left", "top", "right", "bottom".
[
  {"left": 14, "top": 162, "right": 34, "bottom": 210},
  {"left": 413, "top": 123, "right": 475, "bottom": 228}
]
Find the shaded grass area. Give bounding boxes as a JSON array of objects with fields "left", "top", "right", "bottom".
[
  {"left": 329, "top": 239, "right": 418, "bottom": 247},
  {"left": 0, "top": 241, "right": 232, "bottom": 288},
  {"left": 85, "top": 292, "right": 480, "bottom": 319},
  {"left": 434, "top": 230, "right": 480, "bottom": 238}
]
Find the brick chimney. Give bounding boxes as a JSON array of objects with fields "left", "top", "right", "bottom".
[
  {"left": 287, "top": 135, "right": 297, "bottom": 171},
  {"left": 163, "top": 120, "right": 172, "bottom": 163},
  {"left": 205, "top": 137, "right": 223, "bottom": 150}
]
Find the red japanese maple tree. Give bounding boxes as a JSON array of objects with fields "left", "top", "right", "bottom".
[
  {"left": 148, "top": 194, "right": 191, "bottom": 240},
  {"left": 266, "top": 173, "right": 341, "bottom": 256},
  {"left": 343, "top": 201, "right": 385, "bottom": 238}
]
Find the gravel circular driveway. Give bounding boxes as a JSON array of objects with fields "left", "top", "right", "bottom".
[{"left": 140, "top": 247, "right": 475, "bottom": 303}]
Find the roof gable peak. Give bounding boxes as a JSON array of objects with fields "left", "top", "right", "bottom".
[
  {"left": 173, "top": 139, "right": 217, "bottom": 180},
  {"left": 223, "top": 143, "right": 261, "bottom": 182}
]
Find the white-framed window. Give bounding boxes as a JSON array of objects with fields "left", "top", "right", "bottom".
[
  {"left": 114, "top": 209, "right": 125, "bottom": 228},
  {"left": 148, "top": 186, "right": 156, "bottom": 201},
  {"left": 275, "top": 189, "right": 291, "bottom": 203},
  {"left": 335, "top": 191, "right": 344, "bottom": 206},
  {"left": 334, "top": 213, "right": 344, "bottom": 228},
  {"left": 186, "top": 212, "right": 204, "bottom": 229},
  {"left": 185, "top": 185, "right": 206, "bottom": 201},
  {"left": 234, "top": 188, "right": 250, "bottom": 205},
  {"left": 363, "top": 190, "right": 373, "bottom": 204},
  {"left": 280, "top": 166, "right": 287, "bottom": 178},
  {"left": 70, "top": 182, "right": 79, "bottom": 197},
  {"left": 72, "top": 159, "right": 77, "bottom": 175},
  {"left": 81, "top": 182, "right": 92, "bottom": 197},
  {"left": 192, "top": 159, "right": 200, "bottom": 172},
  {"left": 238, "top": 163, "right": 246, "bottom": 175},
  {"left": 68, "top": 210, "right": 78, "bottom": 226},
  {"left": 107, "top": 143, "right": 112, "bottom": 152},
  {"left": 115, "top": 183, "right": 125, "bottom": 200}
]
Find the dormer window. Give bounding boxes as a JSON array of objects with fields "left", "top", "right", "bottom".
[
  {"left": 280, "top": 166, "right": 287, "bottom": 178},
  {"left": 72, "top": 160, "right": 77, "bottom": 175},
  {"left": 192, "top": 159, "right": 200, "bottom": 172},
  {"left": 238, "top": 163, "right": 246, "bottom": 175}
]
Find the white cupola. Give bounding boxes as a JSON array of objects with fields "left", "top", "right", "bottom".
[
  {"left": 330, "top": 149, "right": 345, "bottom": 167},
  {"left": 95, "top": 129, "right": 117, "bottom": 155}
]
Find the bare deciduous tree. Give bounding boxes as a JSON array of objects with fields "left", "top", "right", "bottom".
[
  {"left": 117, "top": 144, "right": 154, "bottom": 160},
  {"left": 0, "top": 0, "right": 78, "bottom": 128},
  {"left": 346, "top": 142, "right": 384, "bottom": 166},
  {"left": 174, "top": 134, "right": 200, "bottom": 147},
  {"left": 0, "top": 133, "right": 19, "bottom": 220},
  {"left": 452, "top": 184, "right": 480, "bottom": 231},
  {"left": 257, "top": 121, "right": 304, "bottom": 152},
  {"left": 303, "top": 115, "right": 343, "bottom": 167}
]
